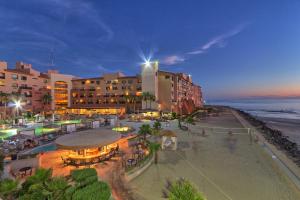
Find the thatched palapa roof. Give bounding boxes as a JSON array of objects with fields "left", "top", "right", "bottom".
[
  {"left": 160, "top": 130, "right": 177, "bottom": 137},
  {"left": 55, "top": 128, "right": 121, "bottom": 150}
]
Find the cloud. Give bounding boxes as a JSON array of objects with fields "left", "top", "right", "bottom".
[
  {"left": 5, "top": 27, "right": 68, "bottom": 48},
  {"left": 49, "top": 0, "right": 114, "bottom": 42},
  {"left": 201, "top": 24, "right": 246, "bottom": 51},
  {"left": 187, "top": 50, "right": 205, "bottom": 55},
  {"left": 163, "top": 23, "right": 249, "bottom": 63},
  {"left": 161, "top": 55, "right": 185, "bottom": 65}
]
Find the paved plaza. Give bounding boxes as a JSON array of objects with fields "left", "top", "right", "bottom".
[{"left": 131, "top": 110, "right": 300, "bottom": 200}]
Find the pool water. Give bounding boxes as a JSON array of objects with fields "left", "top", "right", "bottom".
[
  {"left": 112, "top": 126, "right": 131, "bottom": 132},
  {"left": 28, "top": 143, "right": 57, "bottom": 154},
  {"left": 34, "top": 127, "right": 59, "bottom": 136},
  {"left": 0, "top": 120, "right": 81, "bottom": 139},
  {"left": 54, "top": 120, "right": 81, "bottom": 126},
  {"left": 0, "top": 129, "right": 18, "bottom": 140}
]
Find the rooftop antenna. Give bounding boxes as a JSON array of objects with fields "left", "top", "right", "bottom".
[{"left": 49, "top": 47, "right": 55, "bottom": 69}]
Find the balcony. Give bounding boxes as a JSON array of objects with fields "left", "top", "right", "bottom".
[{"left": 19, "top": 86, "right": 32, "bottom": 90}]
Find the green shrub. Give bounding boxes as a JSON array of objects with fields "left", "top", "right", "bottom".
[
  {"left": 72, "top": 181, "right": 111, "bottom": 200},
  {"left": 71, "top": 168, "right": 98, "bottom": 183}
]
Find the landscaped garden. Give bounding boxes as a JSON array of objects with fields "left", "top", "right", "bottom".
[{"left": 0, "top": 168, "right": 112, "bottom": 200}]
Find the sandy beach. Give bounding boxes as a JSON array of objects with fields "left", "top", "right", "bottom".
[
  {"left": 130, "top": 108, "right": 300, "bottom": 200},
  {"left": 258, "top": 117, "right": 300, "bottom": 145}
]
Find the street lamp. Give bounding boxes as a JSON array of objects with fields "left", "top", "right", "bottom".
[
  {"left": 14, "top": 100, "right": 22, "bottom": 117},
  {"left": 14, "top": 100, "right": 21, "bottom": 109}
]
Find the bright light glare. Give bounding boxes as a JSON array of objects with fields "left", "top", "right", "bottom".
[
  {"left": 144, "top": 60, "right": 151, "bottom": 67},
  {"left": 14, "top": 100, "right": 21, "bottom": 109}
]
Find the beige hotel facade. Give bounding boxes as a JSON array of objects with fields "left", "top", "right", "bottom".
[{"left": 0, "top": 60, "right": 203, "bottom": 116}]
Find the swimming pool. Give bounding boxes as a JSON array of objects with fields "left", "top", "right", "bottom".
[{"left": 27, "top": 143, "right": 57, "bottom": 154}]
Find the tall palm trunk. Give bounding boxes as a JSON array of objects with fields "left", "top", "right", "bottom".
[
  {"left": 154, "top": 151, "right": 158, "bottom": 164},
  {"left": 4, "top": 103, "right": 7, "bottom": 120}
]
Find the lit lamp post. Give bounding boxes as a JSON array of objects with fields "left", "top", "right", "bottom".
[{"left": 14, "top": 100, "right": 21, "bottom": 117}]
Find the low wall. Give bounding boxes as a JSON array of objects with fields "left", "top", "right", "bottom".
[
  {"left": 10, "top": 157, "right": 39, "bottom": 172},
  {"left": 125, "top": 154, "right": 154, "bottom": 182}
]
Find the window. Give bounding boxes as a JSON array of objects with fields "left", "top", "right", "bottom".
[
  {"left": 106, "top": 80, "right": 111, "bottom": 84},
  {"left": 0, "top": 73, "right": 5, "bottom": 79},
  {"left": 0, "top": 80, "right": 4, "bottom": 86},
  {"left": 11, "top": 74, "right": 18, "bottom": 80},
  {"left": 128, "top": 80, "right": 133, "bottom": 84},
  {"left": 12, "top": 83, "right": 18, "bottom": 88},
  {"left": 96, "top": 80, "right": 100, "bottom": 85},
  {"left": 113, "top": 87, "right": 118, "bottom": 90},
  {"left": 165, "top": 75, "right": 170, "bottom": 79},
  {"left": 81, "top": 81, "right": 85, "bottom": 85},
  {"left": 44, "top": 79, "right": 48, "bottom": 83},
  {"left": 21, "top": 76, "right": 27, "bottom": 81},
  {"left": 91, "top": 81, "right": 94, "bottom": 84},
  {"left": 122, "top": 80, "right": 126, "bottom": 84}
]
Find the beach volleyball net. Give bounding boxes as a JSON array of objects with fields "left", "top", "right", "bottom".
[{"left": 198, "top": 126, "right": 252, "bottom": 135}]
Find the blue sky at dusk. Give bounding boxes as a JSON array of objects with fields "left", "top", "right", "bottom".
[{"left": 0, "top": 0, "right": 300, "bottom": 100}]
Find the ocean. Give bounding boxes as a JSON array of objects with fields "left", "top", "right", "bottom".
[{"left": 208, "top": 98, "right": 300, "bottom": 120}]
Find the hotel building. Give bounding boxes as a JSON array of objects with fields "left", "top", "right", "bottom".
[
  {"left": 0, "top": 60, "right": 202, "bottom": 116},
  {"left": 0, "top": 61, "right": 74, "bottom": 116},
  {"left": 69, "top": 72, "right": 142, "bottom": 115},
  {"left": 69, "top": 62, "right": 203, "bottom": 115}
]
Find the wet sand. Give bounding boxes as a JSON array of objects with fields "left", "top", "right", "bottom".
[
  {"left": 131, "top": 110, "right": 300, "bottom": 200},
  {"left": 258, "top": 117, "right": 300, "bottom": 145}
]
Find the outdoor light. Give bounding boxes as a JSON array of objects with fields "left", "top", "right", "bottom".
[
  {"left": 144, "top": 59, "right": 151, "bottom": 67},
  {"left": 14, "top": 100, "right": 21, "bottom": 109}
]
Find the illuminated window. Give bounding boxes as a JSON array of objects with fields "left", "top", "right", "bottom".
[
  {"left": 12, "top": 83, "right": 18, "bottom": 88},
  {"left": 54, "top": 81, "right": 68, "bottom": 109}
]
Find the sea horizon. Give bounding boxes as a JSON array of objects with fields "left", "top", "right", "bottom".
[{"left": 207, "top": 97, "right": 300, "bottom": 120}]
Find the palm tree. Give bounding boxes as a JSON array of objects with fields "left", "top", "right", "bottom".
[
  {"left": 0, "top": 179, "right": 19, "bottom": 200},
  {"left": 162, "top": 178, "right": 206, "bottom": 200},
  {"left": 124, "top": 94, "right": 131, "bottom": 113},
  {"left": 1, "top": 168, "right": 112, "bottom": 200},
  {"left": 149, "top": 93, "right": 156, "bottom": 110},
  {"left": 149, "top": 142, "right": 161, "bottom": 164},
  {"left": 132, "top": 95, "right": 141, "bottom": 114},
  {"left": 41, "top": 93, "right": 52, "bottom": 116},
  {"left": 138, "top": 124, "right": 152, "bottom": 141},
  {"left": 0, "top": 92, "right": 9, "bottom": 120},
  {"left": 152, "top": 120, "right": 162, "bottom": 141},
  {"left": 153, "top": 120, "right": 162, "bottom": 131},
  {"left": 128, "top": 95, "right": 136, "bottom": 113},
  {"left": 185, "top": 116, "right": 195, "bottom": 128},
  {"left": 142, "top": 92, "right": 150, "bottom": 110}
]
